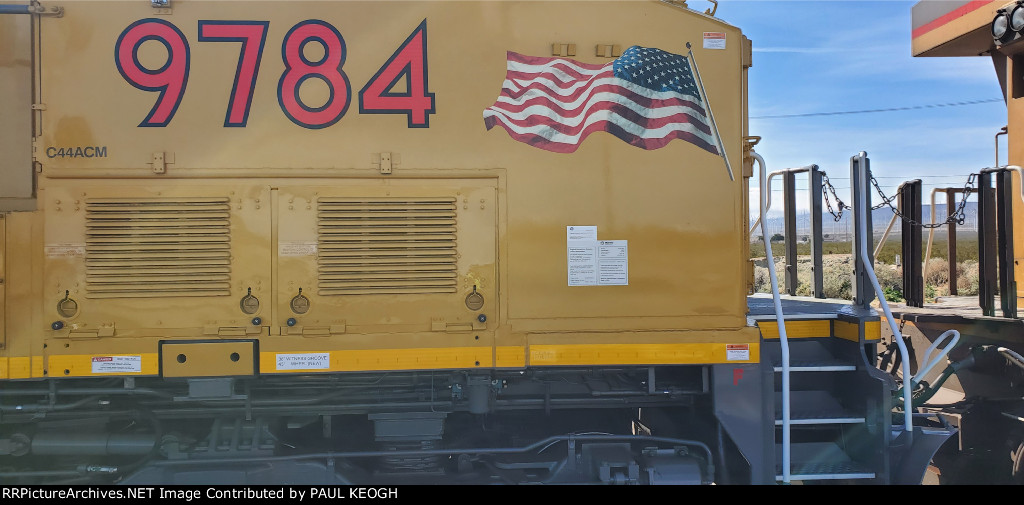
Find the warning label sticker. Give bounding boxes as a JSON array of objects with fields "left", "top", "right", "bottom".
[
  {"left": 91, "top": 355, "right": 142, "bottom": 374},
  {"left": 568, "top": 243, "right": 599, "bottom": 286},
  {"left": 276, "top": 352, "right": 330, "bottom": 371},
  {"left": 567, "top": 227, "right": 629, "bottom": 286},
  {"left": 567, "top": 225, "right": 598, "bottom": 242},
  {"left": 703, "top": 32, "right": 726, "bottom": 50},
  {"left": 278, "top": 241, "right": 318, "bottom": 257},
  {"left": 597, "top": 240, "right": 628, "bottom": 286},
  {"left": 726, "top": 344, "right": 750, "bottom": 361},
  {"left": 45, "top": 243, "right": 86, "bottom": 258}
]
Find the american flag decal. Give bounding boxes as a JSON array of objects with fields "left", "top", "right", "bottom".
[{"left": 483, "top": 46, "right": 719, "bottom": 154}]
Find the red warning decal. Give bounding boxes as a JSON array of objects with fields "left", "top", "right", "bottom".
[{"left": 726, "top": 344, "right": 750, "bottom": 361}]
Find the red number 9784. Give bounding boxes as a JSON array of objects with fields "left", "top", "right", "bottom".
[{"left": 114, "top": 18, "right": 435, "bottom": 129}]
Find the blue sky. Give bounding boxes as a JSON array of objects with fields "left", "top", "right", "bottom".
[{"left": 709, "top": 0, "right": 1006, "bottom": 215}]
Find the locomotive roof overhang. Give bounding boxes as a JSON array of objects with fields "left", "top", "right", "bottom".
[{"left": 912, "top": 0, "right": 1005, "bottom": 57}]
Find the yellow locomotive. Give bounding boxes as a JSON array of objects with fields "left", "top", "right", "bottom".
[{"left": 0, "top": 0, "right": 944, "bottom": 485}]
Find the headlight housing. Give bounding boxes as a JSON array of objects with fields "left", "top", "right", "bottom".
[
  {"left": 1011, "top": 3, "right": 1024, "bottom": 32},
  {"left": 994, "top": 2, "right": 1024, "bottom": 46},
  {"left": 994, "top": 9, "right": 1012, "bottom": 43}
]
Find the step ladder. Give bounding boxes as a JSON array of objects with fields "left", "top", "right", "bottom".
[
  {"left": 767, "top": 338, "right": 887, "bottom": 482},
  {"left": 749, "top": 151, "right": 937, "bottom": 485}
]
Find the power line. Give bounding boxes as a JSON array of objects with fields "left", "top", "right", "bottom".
[
  {"left": 871, "top": 175, "right": 980, "bottom": 179},
  {"left": 751, "top": 98, "right": 1003, "bottom": 119}
]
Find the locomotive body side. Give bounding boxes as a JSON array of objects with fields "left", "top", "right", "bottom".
[
  {"left": 0, "top": 0, "right": 775, "bottom": 485},
  {"left": 2, "top": 0, "right": 756, "bottom": 379}
]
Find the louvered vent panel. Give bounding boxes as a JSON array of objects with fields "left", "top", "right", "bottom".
[
  {"left": 318, "top": 197, "right": 458, "bottom": 295},
  {"left": 85, "top": 198, "right": 232, "bottom": 298}
]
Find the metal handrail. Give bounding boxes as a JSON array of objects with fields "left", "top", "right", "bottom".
[
  {"left": 0, "top": 5, "right": 31, "bottom": 14},
  {"left": 748, "top": 169, "right": 785, "bottom": 236},
  {"left": 748, "top": 165, "right": 817, "bottom": 236},
  {"left": 1009, "top": 165, "right": 1024, "bottom": 198},
  {"left": 923, "top": 187, "right": 962, "bottom": 287},
  {"left": 751, "top": 151, "right": 792, "bottom": 483},
  {"left": 910, "top": 330, "right": 961, "bottom": 389},
  {"left": 922, "top": 165, "right": 1022, "bottom": 302},
  {"left": 853, "top": 152, "right": 913, "bottom": 441}
]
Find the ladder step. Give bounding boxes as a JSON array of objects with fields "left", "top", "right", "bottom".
[
  {"left": 775, "top": 412, "right": 865, "bottom": 425},
  {"left": 774, "top": 359, "right": 856, "bottom": 372},
  {"left": 776, "top": 463, "right": 876, "bottom": 481},
  {"left": 775, "top": 442, "right": 875, "bottom": 481},
  {"left": 775, "top": 390, "right": 865, "bottom": 425}
]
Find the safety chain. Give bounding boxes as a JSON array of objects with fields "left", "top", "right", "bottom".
[
  {"left": 870, "top": 173, "right": 976, "bottom": 228},
  {"left": 815, "top": 170, "right": 975, "bottom": 227},
  {"left": 820, "top": 172, "right": 849, "bottom": 222}
]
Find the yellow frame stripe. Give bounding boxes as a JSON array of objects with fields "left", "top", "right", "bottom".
[
  {"left": 865, "top": 320, "right": 880, "bottom": 341},
  {"left": 834, "top": 319, "right": 880, "bottom": 343},
  {"left": 48, "top": 354, "right": 160, "bottom": 377},
  {"left": 833, "top": 320, "right": 859, "bottom": 342},
  {"left": 758, "top": 320, "right": 831, "bottom": 339},
  {"left": 2, "top": 342, "right": 770, "bottom": 379},
  {"left": 495, "top": 346, "right": 526, "bottom": 368},
  {"left": 757, "top": 319, "right": 881, "bottom": 343},
  {"left": 259, "top": 346, "right": 494, "bottom": 373},
  {"left": 528, "top": 343, "right": 759, "bottom": 366},
  {"left": 1, "top": 357, "right": 39, "bottom": 379}
]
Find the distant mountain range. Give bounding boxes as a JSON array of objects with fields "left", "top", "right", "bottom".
[{"left": 751, "top": 202, "right": 979, "bottom": 241}]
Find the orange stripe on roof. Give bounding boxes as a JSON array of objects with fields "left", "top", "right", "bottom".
[{"left": 912, "top": 0, "right": 992, "bottom": 39}]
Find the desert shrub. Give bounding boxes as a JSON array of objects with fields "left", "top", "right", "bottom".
[
  {"left": 753, "top": 265, "right": 770, "bottom": 293},
  {"left": 747, "top": 253, "right": 983, "bottom": 303},
  {"left": 874, "top": 240, "right": 900, "bottom": 265},
  {"left": 883, "top": 285, "right": 903, "bottom": 302},
  {"left": 924, "top": 258, "right": 950, "bottom": 287},
  {"left": 821, "top": 256, "right": 853, "bottom": 299},
  {"left": 957, "top": 260, "right": 979, "bottom": 296},
  {"left": 795, "top": 282, "right": 813, "bottom": 297},
  {"left": 751, "top": 256, "right": 831, "bottom": 297},
  {"left": 873, "top": 263, "right": 902, "bottom": 293},
  {"left": 750, "top": 241, "right": 765, "bottom": 258},
  {"left": 749, "top": 246, "right": 983, "bottom": 301}
]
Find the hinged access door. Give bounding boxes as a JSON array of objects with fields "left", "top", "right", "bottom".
[{"left": 276, "top": 178, "right": 497, "bottom": 336}]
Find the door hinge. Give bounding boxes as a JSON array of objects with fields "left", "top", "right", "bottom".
[
  {"left": 432, "top": 319, "right": 486, "bottom": 332},
  {"left": 211, "top": 327, "right": 258, "bottom": 338},
  {"left": 281, "top": 324, "right": 346, "bottom": 337},
  {"left": 149, "top": 152, "right": 174, "bottom": 174},
  {"left": 151, "top": 152, "right": 165, "bottom": 174},
  {"left": 595, "top": 44, "right": 621, "bottom": 58},
  {"left": 551, "top": 43, "right": 576, "bottom": 57},
  {"left": 372, "top": 152, "right": 399, "bottom": 175}
]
